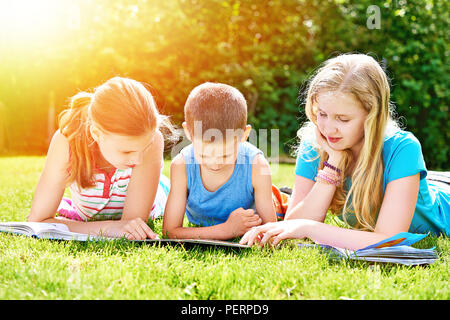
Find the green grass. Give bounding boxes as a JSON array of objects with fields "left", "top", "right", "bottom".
[{"left": 0, "top": 156, "right": 449, "bottom": 300}]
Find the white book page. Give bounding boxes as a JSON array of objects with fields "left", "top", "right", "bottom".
[{"left": 0, "top": 222, "right": 100, "bottom": 241}]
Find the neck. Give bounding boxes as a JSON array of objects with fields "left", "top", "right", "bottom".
[{"left": 350, "top": 138, "right": 364, "bottom": 161}]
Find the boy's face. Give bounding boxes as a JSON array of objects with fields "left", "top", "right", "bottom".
[
  {"left": 183, "top": 122, "right": 251, "bottom": 173},
  {"left": 192, "top": 138, "right": 240, "bottom": 172}
]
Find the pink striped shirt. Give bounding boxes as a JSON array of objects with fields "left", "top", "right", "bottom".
[{"left": 69, "top": 168, "right": 132, "bottom": 221}]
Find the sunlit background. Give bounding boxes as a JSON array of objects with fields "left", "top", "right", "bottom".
[{"left": 0, "top": 0, "right": 448, "bottom": 169}]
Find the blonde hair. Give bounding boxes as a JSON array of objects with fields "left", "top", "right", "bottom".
[
  {"left": 297, "top": 53, "right": 399, "bottom": 231},
  {"left": 59, "top": 77, "right": 176, "bottom": 189}
]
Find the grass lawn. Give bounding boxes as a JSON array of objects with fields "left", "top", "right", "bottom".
[{"left": 0, "top": 156, "right": 449, "bottom": 300}]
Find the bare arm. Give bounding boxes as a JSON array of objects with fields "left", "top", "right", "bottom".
[
  {"left": 284, "top": 174, "right": 333, "bottom": 222},
  {"left": 27, "top": 130, "right": 159, "bottom": 239},
  {"left": 242, "top": 174, "right": 420, "bottom": 250},
  {"left": 26, "top": 133, "right": 126, "bottom": 235},
  {"left": 122, "top": 130, "right": 164, "bottom": 221},
  {"left": 25, "top": 131, "right": 116, "bottom": 236},
  {"left": 252, "top": 154, "right": 277, "bottom": 223},
  {"left": 27, "top": 130, "right": 71, "bottom": 222},
  {"left": 301, "top": 173, "right": 419, "bottom": 250}
]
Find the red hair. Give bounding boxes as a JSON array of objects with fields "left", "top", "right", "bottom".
[{"left": 59, "top": 77, "right": 161, "bottom": 189}]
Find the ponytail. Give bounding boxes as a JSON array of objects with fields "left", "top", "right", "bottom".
[{"left": 58, "top": 91, "right": 95, "bottom": 190}]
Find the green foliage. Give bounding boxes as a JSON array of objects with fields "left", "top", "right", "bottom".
[
  {"left": 0, "top": 0, "right": 447, "bottom": 169},
  {"left": 341, "top": 0, "right": 449, "bottom": 169}
]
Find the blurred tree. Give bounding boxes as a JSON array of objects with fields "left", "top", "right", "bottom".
[{"left": 0, "top": 0, "right": 447, "bottom": 169}]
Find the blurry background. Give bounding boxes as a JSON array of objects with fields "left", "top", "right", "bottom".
[{"left": 0, "top": 0, "right": 448, "bottom": 169}]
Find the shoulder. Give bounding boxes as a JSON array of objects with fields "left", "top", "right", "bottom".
[
  {"left": 51, "top": 129, "right": 69, "bottom": 147},
  {"left": 252, "top": 153, "right": 270, "bottom": 172},
  {"left": 239, "top": 142, "right": 263, "bottom": 164},
  {"left": 41, "top": 130, "right": 70, "bottom": 177},
  {"left": 178, "top": 143, "right": 194, "bottom": 163},
  {"left": 384, "top": 129, "right": 421, "bottom": 147},
  {"left": 154, "top": 129, "right": 164, "bottom": 146},
  {"left": 170, "top": 153, "right": 187, "bottom": 176},
  {"left": 294, "top": 138, "right": 320, "bottom": 177},
  {"left": 146, "top": 130, "right": 164, "bottom": 154},
  {"left": 48, "top": 129, "right": 70, "bottom": 163},
  {"left": 252, "top": 153, "right": 270, "bottom": 167},
  {"left": 141, "top": 130, "right": 164, "bottom": 165},
  {"left": 295, "top": 138, "right": 319, "bottom": 161},
  {"left": 383, "top": 130, "right": 423, "bottom": 158},
  {"left": 383, "top": 130, "right": 427, "bottom": 181},
  {"left": 169, "top": 153, "right": 187, "bottom": 184},
  {"left": 251, "top": 153, "right": 271, "bottom": 183},
  {"left": 241, "top": 141, "right": 262, "bottom": 154},
  {"left": 171, "top": 153, "right": 186, "bottom": 167}
]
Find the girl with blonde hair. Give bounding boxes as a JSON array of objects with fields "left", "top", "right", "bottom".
[
  {"left": 28, "top": 77, "right": 175, "bottom": 240},
  {"left": 241, "top": 53, "right": 449, "bottom": 250}
]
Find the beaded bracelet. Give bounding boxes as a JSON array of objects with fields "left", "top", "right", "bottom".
[
  {"left": 315, "top": 174, "right": 335, "bottom": 186},
  {"left": 315, "top": 170, "right": 341, "bottom": 186},
  {"left": 323, "top": 161, "right": 341, "bottom": 174}
]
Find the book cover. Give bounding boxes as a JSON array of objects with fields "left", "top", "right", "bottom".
[{"left": 297, "top": 232, "right": 438, "bottom": 265}]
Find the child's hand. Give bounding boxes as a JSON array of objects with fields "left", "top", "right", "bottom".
[
  {"left": 109, "top": 218, "right": 159, "bottom": 240},
  {"left": 315, "top": 126, "right": 344, "bottom": 164},
  {"left": 239, "top": 219, "right": 314, "bottom": 247},
  {"left": 225, "top": 208, "right": 262, "bottom": 238}
]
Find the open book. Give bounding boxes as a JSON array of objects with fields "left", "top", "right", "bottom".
[
  {"left": 0, "top": 222, "right": 102, "bottom": 241},
  {"left": 298, "top": 232, "right": 438, "bottom": 265},
  {"left": 0, "top": 221, "right": 249, "bottom": 249}
]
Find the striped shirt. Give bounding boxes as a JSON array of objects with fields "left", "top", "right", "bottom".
[{"left": 69, "top": 168, "right": 133, "bottom": 221}]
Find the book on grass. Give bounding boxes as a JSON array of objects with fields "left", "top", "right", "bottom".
[
  {"left": 0, "top": 221, "right": 249, "bottom": 249},
  {"left": 0, "top": 222, "right": 102, "bottom": 241},
  {"left": 298, "top": 232, "right": 438, "bottom": 265}
]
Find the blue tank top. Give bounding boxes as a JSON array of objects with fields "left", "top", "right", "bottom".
[{"left": 180, "top": 142, "right": 263, "bottom": 227}]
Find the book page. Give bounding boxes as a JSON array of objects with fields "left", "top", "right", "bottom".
[
  {"left": 0, "top": 222, "right": 99, "bottom": 241},
  {"left": 140, "top": 238, "right": 250, "bottom": 248}
]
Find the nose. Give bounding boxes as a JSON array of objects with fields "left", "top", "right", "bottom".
[
  {"left": 322, "top": 118, "right": 338, "bottom": 136},
  {"left": 205, "top": 156, "right": 223, "bottom": 170},
  {"left": 207, "top": 160, "right": 220, "bottom": 170}
]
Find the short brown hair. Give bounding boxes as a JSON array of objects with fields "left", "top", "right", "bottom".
[{"left": 184, "top": 82, "right": 247, "bottom": 139}]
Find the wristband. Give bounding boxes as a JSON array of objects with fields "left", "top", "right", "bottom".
[
  {"left": 323, "top": 161, "right": 341, "bottom": 174},
  {"left": 315, "top": 170, "right": 341, "bottom": 186}
]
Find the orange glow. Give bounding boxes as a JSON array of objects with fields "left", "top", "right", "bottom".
[{"left": 0, "top": 0, "right": 77, "bottom": 44}]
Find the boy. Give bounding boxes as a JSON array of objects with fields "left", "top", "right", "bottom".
[{"left": 162, "top": 82, "right": 276, "bottom": 240}]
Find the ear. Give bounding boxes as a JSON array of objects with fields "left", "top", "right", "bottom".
[
  {"left": 241, "top": 124, "right": 252, "bottom": 142},
  {"left": 89, "top": 125, "right": 101, "bottom": 142},
  {"left": 182, "top": 122, "right": 192, "bottom": 142}
]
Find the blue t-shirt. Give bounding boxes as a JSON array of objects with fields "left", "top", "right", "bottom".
[
  {"left": 180, "top": 141, "right": 263, "bottom": 227},
  {"left": 295, "top": 130, "right": 449, "bottom": 235}
]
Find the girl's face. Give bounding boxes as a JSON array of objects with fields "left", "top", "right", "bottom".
[
  {"left": 92, "top": 128, "right": 155, "bottom": 170},
  {"left": 315, "top": 92, "right": 368, "bottom": 156}
]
